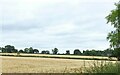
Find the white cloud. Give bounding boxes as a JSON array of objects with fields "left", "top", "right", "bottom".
[
  {"left": 1, "top": 0, "right": 118, "bottom": 53},
  {"left": 44, "top": 23, "right": 76, "bottom": 35}
]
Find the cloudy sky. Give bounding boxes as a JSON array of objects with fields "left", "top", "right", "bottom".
[{"left": 0, "top": 0, "right": 119, "bottom": 53}]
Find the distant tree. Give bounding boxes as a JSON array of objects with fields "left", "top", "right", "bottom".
[
  {"left": 103, "top": 48, "right": 114, "bottom": 56},
  {"left": 5, "top": 45, "right": 12, "bottom": 53},
  {"left": 66, "top": 50, "right": 70, "bottom": 55},
  {"left": 33, "top": 49, "right": 39, "bottom": 53},
  {"left": 74, "top": 49, "right": 81, "bottom": 55},
  {"left": 19, "top": 49, "right": 24, "bottom": 53},
  {"left": 45, "top": 50, "right": 50, "bottom": 54},
  {"left": 83, "top": 50, "right": 90, "bottom": 55},
  {"left": 96, "top": 50, "right": 103, "bottom": 56},
  {"left": 24, "top": 48, "right": 29, "bottom": 53},
  {"left": 15, "top": 49, "right": 18, "bottom": 53},
  {"left": 52, "top": 48, "right": 58, "bottom": 54},
  {"left": 1, "top": 47, "right": 6, "bottom": 53},
  {"left": 4, "top": 45, "right": 17, "bottom": 53},
  {"left": 41, "top": 50, "right": 46, "bottom": 54},
  {"left": 29, "top": 47, "right": 34, "bottom": 53},
  {"left": 83, "top": 50, "right": 103, "bottom": 56},
  {"left": 82, "top": 49, "right": 115, "bottom": 56},
  {"left": 90, "top": 50, "right": 97, "bottom": 56},
  {"left": 0, "top": 47, "right": 2, "bottom": 53},
  {"left": 41, "top": 50, "right": 50, "bottom": 54}
]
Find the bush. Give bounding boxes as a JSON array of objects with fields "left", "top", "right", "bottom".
[{"left": 85, "top": 61, "right": 120, "bottom": 73}]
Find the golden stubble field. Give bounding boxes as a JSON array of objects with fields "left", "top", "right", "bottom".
[{"left": 1, "top": 56, "right": 116, "bottom": 73}]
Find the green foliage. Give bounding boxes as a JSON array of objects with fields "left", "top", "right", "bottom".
[
  {"left": 66, "top": 50, "right": 70, "bottom": 55},
  {"left": 29, "top": 47, "right": 34, "bottom": 53},
  {"left": 24, "top": 48, "right": 29, "bottom": 53},
  {"left": 106, "top": 3, "right": 120, "bottom": 28},
  {"left": 41, "top": 50, "right": 46, "bottom": 54},
  {"left": 83, "top": 50, "right": 90, "bottom": 55},
  {"left": 2, "top": 45, "right": 18, "bottom": 53},
  {"left": 74, "top": 49, "right": 81, "bottom": 55},
  {"left": 86, "top": 61, "right": 120, "bottom": 73},
  {"left": 19, "top": 49, "right": 24, "bottom": 53},
  {"left": 52, "top": 48, "right": 58, "bottom": 54},
  {"left": 24, "top": 47, "right": 39, "bottom": 53},
  {"left": 41, "top": 50, "right": 50, "bottom": 54},
  {"left": 45, "top": 50, "right": 50, "bottom": 54},
  {"left": 33, "top": 49, "right": 39, "bottom": 53},
  {"left": 106, "top": 1, "right": 120, "bottom": 60},
  {"left": 83, "top": 50, "right": 102, "bottom": 56},
  {"left": 0, "top": 44, "right": 115, "bottom": 57},
  {"left": 0, "top": 47, "right": 1, "bottom": 50}
]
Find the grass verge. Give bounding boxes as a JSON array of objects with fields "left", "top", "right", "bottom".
[{"left": 85, "top": 61, "right": 120, "bottom": 73}]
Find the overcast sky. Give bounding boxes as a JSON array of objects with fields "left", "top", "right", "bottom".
[{"left": 0, "top": 0, "right": 119, "bottom": 53}]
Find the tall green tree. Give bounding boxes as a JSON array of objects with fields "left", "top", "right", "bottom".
[{"left": 106, "top": 1, "right": 120, "bottom": 60}]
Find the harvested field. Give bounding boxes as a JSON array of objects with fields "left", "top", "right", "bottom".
[
  {"left": 1, "top": 53, "right": 116, "bottom": 60},
  {"left": 1, "top": 56, "right": 116, "bottom": 73}
]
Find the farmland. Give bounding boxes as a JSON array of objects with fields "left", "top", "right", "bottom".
[
  {"left": 1, "top": 53, "right": 116, "bottom": 73},
  {"left": 1, "top": 53, "right": 116, "bottom": 60}
]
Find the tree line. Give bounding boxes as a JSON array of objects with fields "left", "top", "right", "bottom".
[{"left": 0, "top": 45, "right": 115, "bottom": 57}]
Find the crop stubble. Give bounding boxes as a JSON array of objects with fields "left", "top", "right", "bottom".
[{"left": 1, "top": 56, "right": 115, "bottom": 73}]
